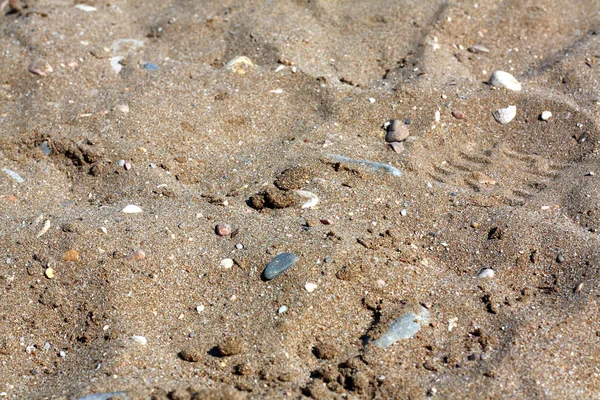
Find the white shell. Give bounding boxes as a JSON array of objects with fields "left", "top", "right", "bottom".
[
  {"left": 488, "top": 70, "right": 521, "bottom": 91},
  {"left": 131, "top": 335, "right": 147, "bottom": 345},
  {"left": 295, "top": 190, "right": 319, "bottom": 208},
  {"left": 224, "top": 56, "right": 254, "bottom": 72},
  {"left": 477, "top": 268, "right": 495, "bottom": 279},
  {"left": 492, "top": 105, "right": 517, "bottom": 124},
  {"left": 220, "top": 258, "right": 234, "bottom": 269},
  {"left": 540, "top": 111, "right": 552, "bottom": 121},
  {"left": 304, "top": 282, "right": 318, "bottom": 293},
  {"left": 36, "top": 219, "right": 51, "bottom": 238},
  {"left": 121, "top": 204, "right": 143, "bottom": 213}
]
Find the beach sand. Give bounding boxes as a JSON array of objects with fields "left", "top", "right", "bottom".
[{"left": 1, "top": 0, "right": 600, "bottom": 398}]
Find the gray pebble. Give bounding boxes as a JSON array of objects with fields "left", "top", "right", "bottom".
[
  {"left": 386, "top": 120, "right": 410, "bottom": 142},
  {"left": 263, "top": 253, "right": 297, "bottom": 280},
  {"left": 236, "top": 243, "right": 244, "bottom": 250},
  {"left": 557, "top": 254, "right": 565, "bottom": 263},
  {"left": 40, "top": 141, "right": 52, "bottom": 155}
]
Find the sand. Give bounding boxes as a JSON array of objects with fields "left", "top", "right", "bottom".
[{"left": 1, "top": 0, "right": 600, "bottom": 399}]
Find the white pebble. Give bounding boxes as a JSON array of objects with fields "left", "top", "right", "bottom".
[
  {"left": 2, "top": 168, "right": 24, "bottom": 183},
  {"left": 304, "top": 282, "right": 318, "bottom": 293},
  {"left": 278, "top": 305, "right": 288, "bottom": 314},
  {"left": 368, "top": 98, "right": 376, "bottom": 104},
  {"left": 400, "top": 209, "right": 407, "bottom": 216},
  {"left": 235, "top": 243, "right": 244, "bottom": 250},
  {"left": 477, "top": 268, "right": 495, "bottom": 279},
  {"left": 75, "top": 4, "right": 97, "bottom": 12},
  {"left": 36, "top": 219, "right": 51, "bottom": 238},
  {"left": 59, "top": 351, "right": 66, "bottom": 357},
  {"left": 434, "top": 110, "right": 441, "bottom": 123},
  {"left": 540, "top": 111, "right": 552, "bottom": 121},
  {"left": 492, "top": 105, "right": 517, "bottom": 124},
  {"left": 220, "top": 258, "right": 234, "bottom": 269},
  {"left": 196, "top": 305, "right": 205, "bottom": 313},
  {"left": 488, "top": 70, "right": 521, "bottom": 91},
  {"left": 131, "top": 335, "right": 147, "bottom": 345},
  {"left": 121, "top": 204, "right": 143, "bottom": 213}
]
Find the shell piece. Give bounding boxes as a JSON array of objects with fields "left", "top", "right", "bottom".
[
  {"left": 2, "top": 168, "right": 24, "bottom": 183},
  {"left": 328, "top": 154, "right": 402, "bottom": 177},
  {"left": 121, "top": 204, "right": 143, "bottom": 214},
  {"left": 477, "top": 268, "right": 495, "bottom": 279},
  {"left": 295, "top": 190, "right": 319, "bottom": 208},
  {"left": 492, "top": 105, "right": 517, "bottom": 124},
  {"left": 220, "top": 258, "right": 234, "bottom": 269},
  {"left": 28, "top": 59, "right": 53, "bottom": 77},
  {"left": 224, "top": 56, "right": 254, "bottom": 74},
  {"left": 373, "top": 306, "right": 430, "bottom": 349},
  {"left": 36, "top": 219, "right": 51, "bottom": 238},
  {"left": 488, "top": 70, "right": 521, "bottom": 91},
  {"left": 131, "top": 335, "right": 147, "bottom": 345}
]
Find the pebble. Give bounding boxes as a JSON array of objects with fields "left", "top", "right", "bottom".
[
  {"left": 215, "top": 223, "right": 231, "bottom": 236},
  {"left": 388, "top": 142, "right": 405, "bottom": 154},
  {"left": 451, "top": 110, "right": 467, "bottom": 120},
  {"left": 328, "top": 154, "right": 402, "bottom": 177},
  {"left": 59, "top": 351, "right": 66, "bottom": 357},
  {"left": 121, "top": 205, "right": 143, "bottom": 213},
  {"left": 39, "top": 141, "right": 52, "bottom": 155},
  {"left": 180, "top": 347, "right": 202, "bottom": 362},
  {"left": 304, "top": 282, "right": 318, "bottom": 293},
  {"left": 76, "top": 391, "right": 128, "bottom": 400},
  {"left": 45, "top": 268, "right": 54, "bottom": 279},
  {"left": 28, "top": 59, "right": 53, "bottom": 77},
  {"left": 218, "top": 337, "right": 244, "bottom": 356},
  {"left": 63, "top": 249, "right": 79, "bottom": 262},
  {"left": 477, "top": 268, "right": 495, "bottom": 279},
  {"left": 278, "top": 305, "right": 288, "bottom": 314},
  {"left": 235, "top": 243, "right": 244, "bottom": 250},
  {"left": 196, "top": 305, "right": 205, "bottom": 313},
  {"left": 74, "top": 4, "right": 97, "bottom": 12},
  {"left": 143, "top": 63, "right": 159, "bottom": 71},
  {"left": 373, "top": 306, "right": 430, "bottom": 349},
  {"left": 557, "top": 254, "right": 565, "bottom": 263},
  {"left": 488, "top": 70, "right": 521, "bottom": 91},
  {"left": 131, "top": 335, "right": 147, "bottom": 345},
  {"left": 320, "top": 219, "right": 333, "bottom": 225},
  {"left": 492, "top": 105, "right": 517, "bottom": 124},
  {"left": 36, "top": 219, "right": 51, "bottom": 238},
  {"left": 220, "top": 258, "right": 234, "bottom": 269},
  {"left": 385, "top": 120, "right": 410, "bottom": 142},
  {"left": 124, "top": 161, "right": 132, "bottom": 170},
  {"left": 2, "top": 168, "right": 24, "bottom": 183},
  {"left": 400, "top": 209, "right": 407, "bottom": 216},
  {"left": 262, "top": 253, "right": 297, "bottom": 280},
  {"left": 540, "top": 111, "right": 552, "bottom": 121}
]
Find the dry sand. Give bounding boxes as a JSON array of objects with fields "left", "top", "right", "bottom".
[{"left": 1, "top": 0, "right": 600, "bottom": 399}]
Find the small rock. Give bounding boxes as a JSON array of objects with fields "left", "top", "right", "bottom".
[
  {"left": 492, "top": 105, "right": 517, "bottom": 124},
  {"left": 235, "top": 243, "right": 244, "bottom": 250},
  {"left": 218, "top": 336, "right": 244, "bottom": 356},
  {"left": 477, "top": 268, "right": 495, "bottom": 279},
  {"left": 263, "top": 253, "right": 297, "bottom": 280},
  {"left": 121, "top": 204, "right": 143, "bottom": 214},
  {"left": 488, "top": 227, "right": 504, "bottom": 240},
  {"left": 180, "top": 347, "right": 202, "bottom": 362},
  {"left": 196, "top": 305, "right": 205, "bottom": 313},
  {"left": 39, "top": 141, "right": 52, "bottom": 155},
  {"left": 304, "top": 282, "right": 318, "bottom": 293},
  {"left": 131, "top": 335, "right": 147, "bottom": 345},
  {"left": 63, "top": 249, "right": 79, "bottom": 262},
  {"left": 540, "top": 111, "right": 552, "bottom": 121},
  {"left": 320, "top": 219, "right": 333, "bottom": 225},
  {"left": 220, "top": 258, "right": 234, "bottom": 269},
  {"left": 556, "top": 254, "right": 565, "bottom": 263},
  {"left": 278, "top": 305, "right": 288, "bottom": 314},
  {"left": 28, "top": 59, "right": 53, "bottom": 77},
  {"left": 215, "top": 223, "right": 231, "bottom": 236},
  {"left": 59, "top": 351, "right": 66, "bottom": 357},
  {"left": 488, "top": 70, "right": 521, "bottom": 91},
  {"left": 388, "top": 142, "right": 405, "bottom": 154},
  {"left": 143, "top": 63, "right": 159, "bottom": 71},
  {"left": 2, "top": 168, "right": 24, "bottom": 183},
  {"left": 385, "top": 120, "right": 410, "bottom": 142},
  {"left": 124, "top": 161, "right": 132, "bottom": 170},
  {"left": 45, "top": 268, "right": 54, "bottom": 279},
  {"left": 452, "top": 110, "right": 467, "bottom": 120},
  {"left": 400, "top": 209, "right": 407, "bottom": 216},
  {"left": 74, "top": 4, "right": 97, "bottom": 12}
]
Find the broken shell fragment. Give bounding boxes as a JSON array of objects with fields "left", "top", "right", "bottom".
[
  {"left": 492, "top": 105, "right": 517, "bottom": 124},
  {"left": 121, "top": 204, "right": 143, "bottom": 214},
  {"left": 224, "top": 56, "right": 254, "bottom": 74},
  {"left": 488, "top": 70, "right": 521, "bottom": 91},
  {"left": 36, "top": 219, "right": 51, "bottom": 238},
  {"left": 28, "top": 59, "right": 53, "bottom": 77},
  {"left": 477, "top": 268, "right": 495, "bottom": 279},
  {"left": 540, "top": 111, "right": 552, "bottom": 121},
  {"left": 295, "top": 190, "right": 319, "bottom": 208}
]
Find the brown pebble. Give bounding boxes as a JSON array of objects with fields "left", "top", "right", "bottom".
[
  {"left": 63, "top": 249, "right": 79, "bottom": 262},
  {"left": 215, "top": 223, "right": 231, "bottom": 236},
  {"left": 385, "top": 120, "right": 410, "bottom": 142},
  {"left": 44, "top": 267, "right": 54, "bottom": 279},
  {"left": 218, "top": 336, "right": 244, "bottom": 356},
  {"left": 488, "top": 227, "right": 503, "bottom": 240},
  {"left": 313, "top": 343, "right": 337, "bottom": 360},
  {"left": 452, "top": 111, "right": 467, "bottom": 120},
  {"left": 128, "top": 249, "right": 146, "bottom": 261},
  {"left": 320, "top": 219, "right": 333, "bottom": 225},
  {"left": 388, "top": 142, "right": 405, "bottom": 154},
  {"left": 180, "top": 347, "right": 202, "bottom": 362}
]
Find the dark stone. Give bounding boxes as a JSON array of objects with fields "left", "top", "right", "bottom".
[{"left": 262, "top": 253, "right": 297, "bottom": 280}]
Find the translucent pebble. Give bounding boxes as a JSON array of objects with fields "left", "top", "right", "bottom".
[{"left": 373, "top": 306, "right": 430, "bottom": 349}]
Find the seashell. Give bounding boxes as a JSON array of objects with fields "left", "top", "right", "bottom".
[
  {"left": 28, "top": 59, "right": 53, "bottom": 77},
  {"left": 224, "top": 56, "right": 254, "bottom": 74},
  {"left": 492, "top": 105, "right": 516, "bottom": 124},
  {"left": 469, "top": 44, "right": 490, "bottom": 53},
  {"left": 295, "top": 190, "right": 319, "bottom": 208},
  {"left": 304, "top": 282, "right": 318, "bottom": 293},
  {"left": 121, "top": 204, "right": 143, "bottom": 213},
  {"left": 36, "top": 219, "right": 51, "bottom": 238},
  {"left": 131, "top": 335, "right": 147, "bottom": 345},
  {"left": 488, "top": 70, "right": 521, "bottom": 91},
  {"left": 220, "top": 258, "right": 234, "bottom": 269},
  {"left": 477, "top": 268, "right": 495, "bottom": 279}
]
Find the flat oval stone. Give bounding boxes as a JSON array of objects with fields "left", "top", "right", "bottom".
[{"left": 263, "top": 253, "right": 297, "bottom": 280}]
